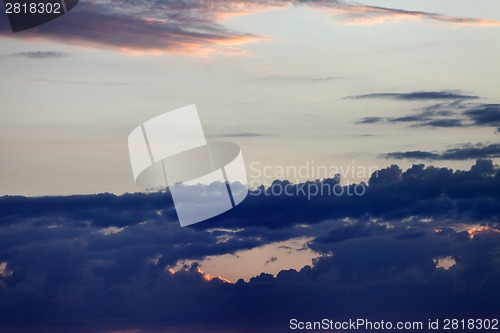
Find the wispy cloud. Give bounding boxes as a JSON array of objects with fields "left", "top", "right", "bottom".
[
  {"left": 384, "top": 143, "right": 500, "bottom": 161},
  {"left": 305, "top": 1, "right": 500, "bottom": 26},
  {"left": 356, "top": 91, "right": 500, "bottom": 130},
  {"left": 0, "top": 160, "right": 499, "bottom": 332},
  {"left": 265, "top": 256, "right": 278, "bottom": 265},
  {"left": 0, "top": 1, "right": 498, "bottom": 55},
  {"left": 216, "top": 132, "right": 269, "bottom": 138},
  {"left": 5, "top": 51, "right": 70, "bottom": 59},
  {"left": 349, "top": 91, "right": 478, "bottom": 101},
  {"left": 464, "top": 104, "right": 500, "bottom": 126},
  {"left": 417, "top": 119, "right": 465, "bottom": 128}
]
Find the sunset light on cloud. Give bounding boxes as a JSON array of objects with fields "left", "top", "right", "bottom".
[
  {"left": 1, "top": 0, "right": 499, "bottom": 55},
  {"left": 315, "top": 2, "right": 500, "bottom": 26},
  {"left": 468, "top": 226, "right": 500, "bottom": 239}
]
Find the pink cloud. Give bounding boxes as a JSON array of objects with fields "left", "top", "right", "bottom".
[{"left": 0, "top": 0, "right": 498, "bottom": 55}]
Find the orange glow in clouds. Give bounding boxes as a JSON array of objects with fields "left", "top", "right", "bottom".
[
  {"left": 468, "top": 226, "right": 500, "bottom": 239},
  {"left": 1, "top": 1, "right": 499, "bottom": 55}
]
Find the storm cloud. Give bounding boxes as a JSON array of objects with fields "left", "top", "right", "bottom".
[
  {"left": 5, "top": 51, "right": 70, "bottom": 59},
  {"left": 0, "top": 160, "right": 499, "bottom": 332}
]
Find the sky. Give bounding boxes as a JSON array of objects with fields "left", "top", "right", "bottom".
[
  {"left": 0, "top": 0, "right": 499, "bottom": 196},
  {"left": 0, "top": 1, "right": 499, "bottom": 333}
]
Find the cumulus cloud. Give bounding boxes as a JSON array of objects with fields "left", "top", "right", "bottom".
[
  {"left": 2, "top": 160, "right": 499, "bottom": 230},
  {"left": 0, "top": 160, "right": 499, "bottom": 332},
  {"left": 0, "top": 1, "right": 498, "bottom": 55}
]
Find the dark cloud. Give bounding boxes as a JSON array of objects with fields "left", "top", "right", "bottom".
[
  {"left": 464, "top": 104, "right": 500, "bottom": 126},
  {"left": 2, "top": 160, "right": 499, "bottom": 230},
  {"left": 356, "top": 92, "right": 500, "bottom": 131},
  {"left": 6, "top": 51, "right": 70, "bottom": 59},
  {"left": 384, "top": 143, "right": 500, "bottom": 161},
  {"left": 0, "top": 0, "right": 266, "bottom": 55},
  {"left": 0, "top": 1, "right": 498, "bottom": 54},
  {"left": 417, "top": 119, "right": 465, "bottom": 127},
  {"left": 225, "top": 159, "right": 500, "bottom": 226},
  {"left": 357, "top": 116, "right": 386, "bottom": 124},
  {"left": 349, "top": 91, "right": 478, "bottom": 101},
  {"left": 1, "top": 160, "right": 499, "bottom": 332},
  {"left": 385, "top": 150, "right": 439, "bottom": 160},
  {"left": 299, "top": 0, "right": 500, "bottom": 27},
  {"left": 302, "top": 76, "right": 338, "bottom": 82}
]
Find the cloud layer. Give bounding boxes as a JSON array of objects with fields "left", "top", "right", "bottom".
[
  {"left": 356, "top": 91, "right": 500, "bottom": 130},
  {"left": 355, "top": 90, "right": 500, "bottom": 161},
  {"left": 0, "top": 161, "right": 499, "bottom": 332},
  {"left": 5, "top": 51, "right": 70, "bottom": 59},
  {"left": 385, "top": 143, "right": 500, "bottom": 161}
]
